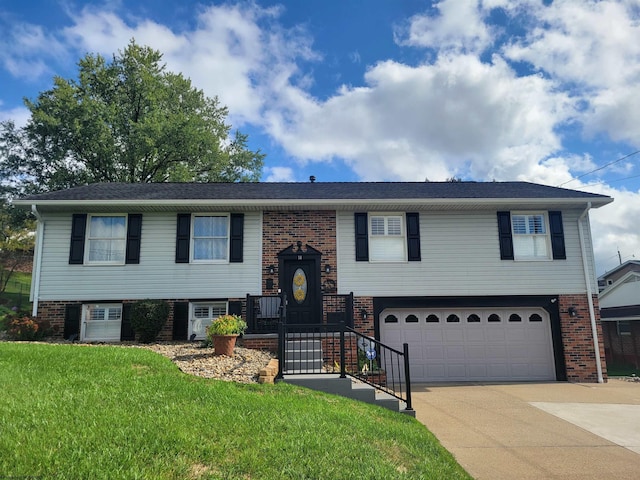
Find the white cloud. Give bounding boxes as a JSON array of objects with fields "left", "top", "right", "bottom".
[
  {"left": 396, "top": 0, "right": 493, "bottom": 54},
  {"left": 60, "top": 4, "right": 316, "bottom": 128},
  {"left": 264, "top": 166, "right": 296, "bottom": 182},
  {"left": 0, "top": 20, "right": 68, "bottom": 80},
  {"left": 266, "top": 54, "right": 570, "bottom": 182},
  {"left": 0, "top": 105, "right": 31, "bottom": 127},
  {"left": 584, "top": 185, "right": 640, "bottom": 275},
  {"left": 503, "top": 0, "right": 640, "bottom": 148}
]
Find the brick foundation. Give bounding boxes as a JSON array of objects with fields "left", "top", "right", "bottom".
[{"left": 37, "top": 292, "right": 608, "bottom": 382}]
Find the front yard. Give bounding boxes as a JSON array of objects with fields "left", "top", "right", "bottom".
[{"left": 0, "top": 342, "right": 471, "bottom": 479}]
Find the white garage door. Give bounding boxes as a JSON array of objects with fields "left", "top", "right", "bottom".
[{"left": 380, "top": 307, "right": 556, "bottom": 382}]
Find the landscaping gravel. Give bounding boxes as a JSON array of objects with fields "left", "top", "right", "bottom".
[{"left": 136, "top": 343, "right": 275, "bottom": 383}]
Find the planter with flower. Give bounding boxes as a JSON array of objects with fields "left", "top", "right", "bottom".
[{"left": 206, "top": 314, "right": 247, "bottom": 356}]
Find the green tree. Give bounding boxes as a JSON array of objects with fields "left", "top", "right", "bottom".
[{"left": 6, "top": 40, "right": 264, "bottom": 191}]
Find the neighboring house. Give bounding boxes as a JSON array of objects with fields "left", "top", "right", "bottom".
[
  {"left": 15, "top": 181, "right": 612, "bottom": 382},
  {"left": 598, "top": 261, "right": 640, "bottom": 369}
]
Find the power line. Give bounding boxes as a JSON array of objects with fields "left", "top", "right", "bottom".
[
  {"left": 579, "top": 171, "right": 640, "bottom": 188},
  {"left": 556, "top": 149, "right": 640, "bottom": 187}
]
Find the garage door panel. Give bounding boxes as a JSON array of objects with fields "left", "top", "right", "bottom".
[
  {"left": 444, "top": 329, "right": 464, "bottom": 342},
  {"left": 467, "top": 364, "right": 487, "bottom": 377},
  {"left": 447, "top": 364, "right": 466, "bottom": 377},
  {"left": 464, "top": 329, "right": 486, "bottom": 342},
  {"left": 425, "top": 345, "right": 445, "bottom": 360},
  {"left": 380, "top": 307, "right": 555, "bottom": 382},
  {"left": 445, "top": 345, "right": 466, "bottom": 359}
]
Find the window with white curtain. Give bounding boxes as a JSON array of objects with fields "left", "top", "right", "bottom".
[
  {"left": 511, "top": 213, "right": 550, "bottom": 260},
  {"left": 86, "top": 215, "right": 126, "bottom": 264},
  {"left": 369, "top": 214, "right": 406, "bottom": 262},
  {"left": 192, "top": 215, "right": 229, "bottom": 261}
]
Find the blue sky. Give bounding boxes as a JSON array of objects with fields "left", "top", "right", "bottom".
[{"left": 1, "top": 0, "right": 639, "bottom": 274}]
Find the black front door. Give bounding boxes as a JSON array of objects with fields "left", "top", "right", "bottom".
[{"left": 282, "top": 258, "right": 321, "bottom": 325}]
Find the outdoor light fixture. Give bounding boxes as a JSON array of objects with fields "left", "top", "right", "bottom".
[
  {"left": 568, "top": 306, "right": 577, "bottom": 317},
  {"left": 360, "top": 309, "right": 368, "bottom": 320},
  {"left": 325, "top": 264, "right": 331, "bottom": 274},
  {"left": 267, "top": 265, "right": 275, "bottom": 275}
]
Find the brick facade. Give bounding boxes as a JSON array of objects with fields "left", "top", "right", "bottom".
[
  {"left": 262, "top": 210, "right": 337, "bottom": 294},
  {"left": 557, "top": 294, "right": 607, "bottom": 382}
]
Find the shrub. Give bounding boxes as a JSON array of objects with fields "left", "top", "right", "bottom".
[
  {"left": 6, "top": 313, "right": 51, "bottom": 341},
  {"left": 130, "top": 300, "right": 170, "bottom": 343}
]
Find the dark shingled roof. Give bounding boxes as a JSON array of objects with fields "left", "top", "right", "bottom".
[{"left": 18, "top": 181, "right": 612, "bottom": 202}]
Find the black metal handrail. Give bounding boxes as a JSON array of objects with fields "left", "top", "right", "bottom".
[
  {"left": 245, "top": 293, "right": 286, "bottom": 334},
  {"left": 277, "top": 321, "right": 412, "bottom": 412},
  {"left": 246, "top": 292, "right": 354, "bottom": 333}
]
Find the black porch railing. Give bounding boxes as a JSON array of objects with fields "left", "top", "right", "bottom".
[
  {"left": 245, "top": 293, "right": 286, "bottom": 334},
  {"left": 276, "top": 322, "right": 412, "bottom": 413},
  {"left": 245, "top": 293, "right": 354, "bottom": 334}
]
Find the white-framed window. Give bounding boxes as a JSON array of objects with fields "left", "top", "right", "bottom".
[
  {"left": 369, "top": 214, "right": 406, "bottom": 262},
  {"left": 81, "top": 303, "right": 122, "bottom": 342},
  {"left": 86, "top": 215, "right": 127, "bottom": 264},
  {"left": 511, "top": 212, "right": 551, "bottom": 260},
  {"left": 190, "top": 302, "right": 227, "bottom": 339},
  {"left": 192, "top": 214, "right": 229, "bottom": 262}
]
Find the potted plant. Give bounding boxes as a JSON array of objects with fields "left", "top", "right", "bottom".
[{"left": 206, "top": 314, "right": 247, "bottom": 356}]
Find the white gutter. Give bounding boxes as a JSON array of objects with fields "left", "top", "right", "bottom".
[
  {"left": 577, "top": 202, "right": 604, "bottom": 383},
  {"left": 30, "top": 205, "right": 44, "bottom": 317}
]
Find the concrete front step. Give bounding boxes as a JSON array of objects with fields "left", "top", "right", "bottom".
[{"left": 283, "top": 374, "right": 415, "bottom": 416}]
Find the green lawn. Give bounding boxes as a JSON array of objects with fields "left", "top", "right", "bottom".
[{"left": 0, "top": 343, "right": 471, "bottom": 480}]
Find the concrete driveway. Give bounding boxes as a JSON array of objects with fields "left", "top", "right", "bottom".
[{"left": 412, "top": 380, "right": 640, "bottom": 480}]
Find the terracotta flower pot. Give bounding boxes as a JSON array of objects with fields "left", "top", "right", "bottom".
[{"left": 213, "top": 334, "right": 238, "bottom": 356}]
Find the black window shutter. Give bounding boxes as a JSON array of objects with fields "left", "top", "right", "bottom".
[
  {"left": 497, "top": 211, "right": 514, "bottom": 260},
  {"left": 548, "top": 211, "right": 566, "bottom": 260},
  {"left": 175, "top": 214, "right": 191, "bottom": 263},
  {"left": 120, "top": 304, "right": 135, "bottom": 341},
  {"left": 229, "top": 213, "right": 244, "bottom": 263},
  {"left": 63, "top": 304, "right": 81, "bottom": 340},
  {"left": 406, "top": 212, "right": 421, "bottom": 261},
  {"left": 228, "top": 301, "right": 242, "bottom": 317},
  {"left": 69, "top": 214, "right": 87, "bottom": 264},
  {"left": 125, "top": 214, "right": 142, "bottom": 264},
  {"left": 172, "top": 302, "right": 189, "bottom": 341},
  {"left": 354, "top": 212, "right": 369, "bottom": 261}
]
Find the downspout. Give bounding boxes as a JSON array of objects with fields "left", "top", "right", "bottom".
[
  {"left": 577, "top": 202, "right": 604, "bottom": 383},
  {"left": 31, "top": 205, "right": 44, "bottom": 318}
]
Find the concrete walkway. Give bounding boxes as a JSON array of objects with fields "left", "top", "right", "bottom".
[{"left": 412, "top": 380, "right": 640, "bottom": 480}]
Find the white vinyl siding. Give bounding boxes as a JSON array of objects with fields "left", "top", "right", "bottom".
[
  {"left": 35, "top": 212, "right": 262, "bottom": 301},
  {"left": 192, "top": 215, "right": 229, "bottom": 262},
  {"left": 511, "top": 213, "right": 550, "bottom": 260},
  {"left": 81, "top": 303, "right": 122, "bottom": 342},
  {"left": 369, "top": 214, "right": 405, "bottom": 262},
  {"left": 86, "top": 215, "right": 126, "bottom": 264},
  {"left": 337, "top": 209, "right": 596, "bottom": 296}
]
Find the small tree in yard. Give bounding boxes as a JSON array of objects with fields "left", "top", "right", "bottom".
[{"left": 130, "top": 300, "right": 169, "bottom": 343}]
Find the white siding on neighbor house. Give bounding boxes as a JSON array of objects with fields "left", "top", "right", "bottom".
[
  {"left": 36, "top": 212, "right": 262, "bottom": 301},
  {"left": 336, "top": 209, "right": 597, "bottom": 297},
  {"left": 599, "top": 278, "right": 640, "bottom": 309}
]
